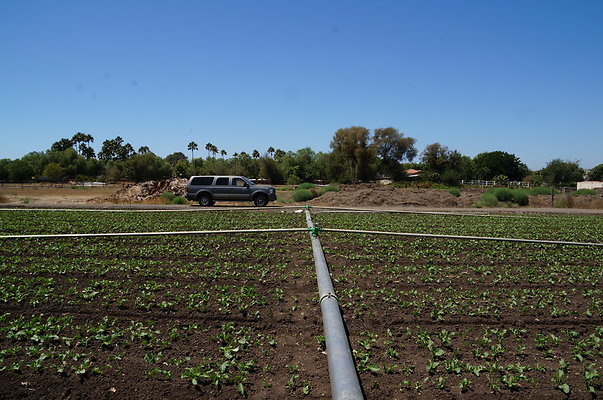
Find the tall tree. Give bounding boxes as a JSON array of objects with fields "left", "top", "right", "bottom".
[
  {"left": 252, "top": 150, "right": 260, "bottom": 159},
  {"left": 373, "top": 127, "right": 417, "bottom": 180},
  {"left": 138, "top": 146, "right": 150, "bottom": 154},
  {"left": 187, "top": 142, "right": 198, "bottom": 171},
  {"left": 329, "top": 126, "right": 376, "bottom": 182},
  {"left": 71, "top": 132, "right": 87, "bottom": 155},
  {"left": 205, "top": 143, "right": 214, "bottom": 158},
  {"left": 267, "top": 146, "right": 275, "bottom": 158},
  {"left": 220, "top": 150, "right": 227, "bottom": 158},
  {"left": 50, "top": 138, "right": 74, "bottom": 152},
  {"left": 421, "top": 143, "right": 450, "bottom": 174}
]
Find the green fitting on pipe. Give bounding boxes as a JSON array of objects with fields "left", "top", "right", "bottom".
[{"left": 308, "top": 226, "right": 322, "bottom": 237}]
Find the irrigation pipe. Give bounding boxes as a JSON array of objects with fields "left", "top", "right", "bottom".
[
  {"left": 323, "top": 228, "right": 603, "bottom": 247},
  {"left": 0, "top": 228, "right": 308, "bottom": 240},
  {"left": 305, "top": 209, "right": 364, "bottom": 400}
]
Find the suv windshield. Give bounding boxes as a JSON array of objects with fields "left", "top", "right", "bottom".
[{"left": 242, "top": 177, "right": 255, "bottom": 186}]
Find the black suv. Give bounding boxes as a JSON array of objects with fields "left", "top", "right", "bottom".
[{"left": 185, "top": 176, "right": 277, "bottom": 207}]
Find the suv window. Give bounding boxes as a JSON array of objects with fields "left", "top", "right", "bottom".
[
  {"left": 215, "top": 177, "right": 229, "bottom": 185},
  {"left": 191, "top": 176, "right": 213, "bottom": 185},
  {"left": 233, "top": 178, "right": 246, "bottom": 187}
]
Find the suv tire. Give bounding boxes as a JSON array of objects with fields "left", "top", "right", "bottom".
[
  {"left": 198, "top": 194, "right": 214, "bottom": 206},
  {"left": 253, "top": 194, "right": 268, "bottom": 207}
]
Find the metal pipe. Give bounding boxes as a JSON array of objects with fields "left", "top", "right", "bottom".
[
  {"left": 323, "top": 228, "right": 603, "bottom": 247},
  {"left": 0, "top": 228, "right": 308, "bottom": 240},
  {"left": 305, "top": 210, "right": 364, "bottom": 400}
]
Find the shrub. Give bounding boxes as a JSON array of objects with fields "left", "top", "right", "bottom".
[
  {"left": 493, "top": 187, "right": 513, "bottom": 202},
  {"left": 530, "top": 187, "right": 553, "bottom": 196},
  {"left": 170, "top": 196, "right": 188, "bottom": 205},
  {"left": 448, "top": 188, "right": 461, "bottom": 197},
  {"left": 571, "top": 189, "right": 597, "bottom": 196},
  {"left": 511, "top": 189, "right": 529, "bottom": 206},
  {"left": 297, "top": 182, "right": 317, "bottom": 190},
  {"left": 293, "top": 189, "right": 314, "bottom": 202},
  {"left": 479, "top": 193, "right": 499, "bottom": 207}
]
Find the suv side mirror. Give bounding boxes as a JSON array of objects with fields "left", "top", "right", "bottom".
[{"left": 244, "top": 182, "right": 249, "bottom": 188}]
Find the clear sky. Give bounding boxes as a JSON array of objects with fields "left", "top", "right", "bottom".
[{"left": 1, "top": 0, "right": 601, "bottom": 170}]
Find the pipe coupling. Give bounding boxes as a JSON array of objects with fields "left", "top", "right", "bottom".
[{"left": 319, "top": 292, "right": 338, "bottom": 304}]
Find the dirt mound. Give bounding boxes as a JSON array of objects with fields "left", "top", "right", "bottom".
[
  {"left": 90, "top": 178, "right": 187, "bottom": 203},
  {"left": 310, "top": 184, "right": 483, "bottom": 208}
]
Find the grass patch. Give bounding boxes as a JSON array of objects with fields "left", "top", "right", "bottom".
[
  {"left": 447, "top": 188, "right": 461, "bottom": 197},
  {"left": 297, "top": 182, "right": 317, "bottom": 190},
  {"left": 530, "top": 187, "right": 554, "bottom": 196},
  {"left": 170, "top": 196, "right": 189, "bottom": 205},
  {"left": 317, "top": 185, "right": 340, "bottom": 195},
  {"left": 160, "top": 192, "right": 176, "bottom": 201},
  {"left": 572, "top": 189, "right": 597, "bottom": 196},
  {"left": 20, "top": 197, "right": 30, "bottom": 204}
]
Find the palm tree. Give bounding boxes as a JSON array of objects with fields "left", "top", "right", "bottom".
[
  {"left": 211, "top": 144, "right": 219, "bottom": 158},
  {"left": 220, "top": 150, "right": 227, "bottom": 158},
  {"left": 138, "top": 146, "right": 150, "bottom": 154},
  {"left": 187, "top": 141, "right": 198, "bottom": 172},
  {"left": 267, "top": 146, "right": 275, "bottom": 158},
  {"left": 205, "top": 143, "right": 214, "bottom": 158},
  {"left": 72, "top": 132, "right": 87, "bottom": 155},
  {"left": 252, "top": 149, "right": 260, "bottom": 159}
]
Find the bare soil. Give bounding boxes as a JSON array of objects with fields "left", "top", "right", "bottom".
[{"left": 3, "top": 181, "right": 603, "bottom": 212}]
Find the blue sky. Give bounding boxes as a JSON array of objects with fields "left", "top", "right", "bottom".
[{"left": 1, "top": 0, "right": 602, "bottom": 170}]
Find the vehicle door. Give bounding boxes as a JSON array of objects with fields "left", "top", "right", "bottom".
[
  {"left": 230, "top": 177, "right": 251, "bottom": 200},
  {"left": 212, "top": 177, "right": 230, "bottom": 200}
]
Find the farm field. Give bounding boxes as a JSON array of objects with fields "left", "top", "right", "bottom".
[{"left": 0, "top": 209, "right": 602, "bottom": 399}]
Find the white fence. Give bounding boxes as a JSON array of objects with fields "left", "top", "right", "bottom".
[{"left": 461, "top": 180, "right": 534, "bottom": 188}]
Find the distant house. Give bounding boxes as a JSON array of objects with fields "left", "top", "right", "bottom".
[
  {"left": 405, "top": 169, "right": 422, "bottom": 178},
  {"left": 577, "top": 181, "right": 603, "bottom": 190}
]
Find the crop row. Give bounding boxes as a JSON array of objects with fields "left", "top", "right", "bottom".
[
  {"left": 315, "top": 212, "right": 603, "bottom": 243},
  {"left": 0, "top": 209, "right": 305, "bottom": 235}
]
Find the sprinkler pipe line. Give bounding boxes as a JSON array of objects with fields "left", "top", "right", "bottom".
[
  {"left": 323, "top": 228, "right": 603, "bottom": 247},
  {"left": 0, "top": 228, "right": 308, "bottom": 240},
  {"left": 305, "top": 210, "right": 364, "bottom": 400}
]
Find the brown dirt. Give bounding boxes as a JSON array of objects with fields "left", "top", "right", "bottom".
[{"left": 2, "top": 181, "right": 603, "bottom": 212}]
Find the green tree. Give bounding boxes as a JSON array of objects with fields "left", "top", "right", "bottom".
[
  {"left": 473, "top": 151, "right": 529, "bottom": 181},
  {"left": 252, "top": 149, "right": 260, "bottom": 159},
  {"left": 165, "top": 152, "right": 187, "bottom": 165},
  {"left": 329, "top": 126, "right": 376, "bottom": 182},
  {"left": 7, "top": 159, "right": 34, "bottom": 182},
  {"left": 50, "top": 138, "right": 74, "bottom": 152},
  {"left": 187, "top": 142, "right": 198, "bottom": 172},
  {"left": 0, "top": 159, "right": 11, "bottom": 181},
  {"left": 124, "top": 153, "right": 172, "bottom": 182},
  {"left": 138, "top": 146, "right": 150, "bottom": 154},
  {"left": 541, "top": 159, "right": 583, "bottom": 187},
  {"left": 42, "top": 163, "right": 64, "bottom": 182},
  {"left": 421, "top": 143, "right": 450, "bottom": 174},
  {"left": 373, "top": 127, "right": 417, "bottom": 180},
  {"left": 588, "top": 163, "right": 603, "bottom": 181},
  {"left": 99, "top": 137, "right": 134, "bottom": 161}
]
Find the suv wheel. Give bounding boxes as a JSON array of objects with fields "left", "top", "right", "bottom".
[
  {"left": 199, "top": 194, "right": 213, "bottom": 206},
  {"left": 253, "top": 194, "right": 268, "bottom": 207}
]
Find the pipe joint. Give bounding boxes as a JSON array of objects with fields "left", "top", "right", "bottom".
[{"left": 320, "top": 292, "right": 338, "bottom": 304}]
